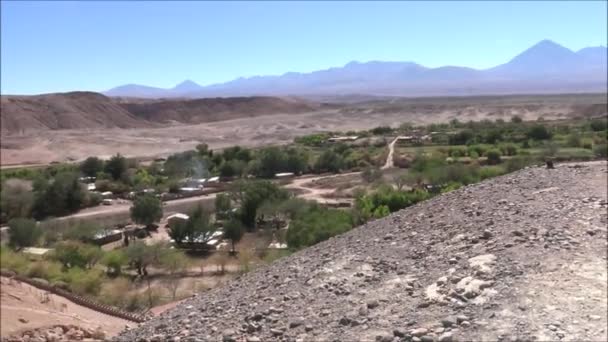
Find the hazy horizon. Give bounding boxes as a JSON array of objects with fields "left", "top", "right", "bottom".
[{"left": 1, "top": 1, "right": 607, "bottom": 95}]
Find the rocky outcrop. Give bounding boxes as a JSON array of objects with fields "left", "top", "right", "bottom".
[{"left": 118, "top": 162, "right": 608, "bottom": 342}]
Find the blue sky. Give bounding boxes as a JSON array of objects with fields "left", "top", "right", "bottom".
[{"left": 1, "top": 1, "right": 606, "bottom": 95}]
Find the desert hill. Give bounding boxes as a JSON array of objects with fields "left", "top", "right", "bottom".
[
  {"left": 118, "top": 162, "right": 607, "bottom": 342},
  {"left": 0, "top": 92, "right": 322, "bottom": 133},
  {"left": 0, "top": 92, "right": 147, "bottom": 133}
]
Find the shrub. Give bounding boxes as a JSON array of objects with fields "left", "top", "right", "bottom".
[
  {"left": 67, "top": 268, "right": 104, "bottom": 295},
  {"left": 0, "top": 247, "right": 29, "bottom": 274},
  {"left": 511, "top": 116, "right": 523, "bottom": 123},
  {"left": 26, "top": 261, "right": 63, "bottom": 282},
  {"left": 467, "top": 145, "right": 487, "bottom": 157},
  {"left": 286, "top": 207, "right": 353, "bottom": 249},
  {"left": 566, "top": 133, "right": 582, "bottom": 148},
  {"left": 486, "top": 149, "right": 502, "bottom": 165},
  {"left": 361, "top": 167, "right": 383, "bottom": 183},
  {"left": 371, "top": 126, "right": 392, "bottom": 135},
  {"left": 0, "top": 179, "right": 34, "bottom": 222},
  {"left": 223, "top": 219, "right": 245, "bottom": 252},
  {"left": 101, "top": 250, "right": 128, "bottom": 276},
  {"left": 590, "top": 118, "right": 608, "bottom": 132},
  {"left": 479, "top": 166, "right": 505, "bottom": 180},
  {"left": 8, "top": 218, "right": 42, "bottom": 249},
  {"left": 594, "top": 144, "right": 608, "bottom": 158},
  {"left": 104, "top": 154, "right": 127, "bottom": 181},
  {"left": 314, "top": 150, "right": 345, "bottom": 173},
  {"left": 499, "top": 143, "right": 518, "bottom": 156},
  {"left": 527, "top": 125, "right": 552, "bottom": 140},
  {"left": 52, "top": 241, "right": 103, "bottom": 269}
]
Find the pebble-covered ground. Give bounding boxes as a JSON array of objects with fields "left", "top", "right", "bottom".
[{"left": 118, "top": 161, "right": 608, "bottom": 342}]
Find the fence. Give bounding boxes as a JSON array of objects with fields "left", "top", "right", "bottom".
[{"left": 0, "top": 270, "right": 147, "bottom": 323}]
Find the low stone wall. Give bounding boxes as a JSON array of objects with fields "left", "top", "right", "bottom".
[{"left": 0, "top": 270, "right": 147, "bottom": 323}]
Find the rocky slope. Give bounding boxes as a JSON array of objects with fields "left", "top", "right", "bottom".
[{"left": 122, "top": 161, "right": 608, "bottom": 342}]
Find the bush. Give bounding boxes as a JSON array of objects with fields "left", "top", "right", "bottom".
[
  {"left": 479, "top": 166, "right": 505, "bottom": 180},
  {"left": 67, "top": 267, "right": 104, "bottom": 295},
  {"left": 223, "top": 219, "right": 245, "bottom": 252},
  {"left": 8, "top": 218, "right": 42, "bottom": 249},
  {"left": 594, "top": 144, "right": 608, "bottom": 158},
  {"left": 101, "top": 250, "right": 128, "bottom": 276},
  {"left": 314, "top": 150, "right": 345, "bottom": 173},
  {"left": 371, "top": 126, "right": 392, "bottom": 135},
  {"left": 486, "top": 149, "right": 502, "bottom": 165},
  {"left": 0, "top": 247, "right": 29, "bottom": 274},
  {"left": 590, "top": 118, "right": 608, "bottom": 132},
  {"left": 527, "top": 125, "right": 552, "bottom": 140},
  {"left": 294, "top": 133, "right": 328, "bottom": 147},
  {"left": 52, "top": 241, "right": 103, "bottom": 269},
  {"left": 499, "top": 143, "right": 518, "bottom": 156},
  {"left": 214, "top": 193, "right": 232, "bottom": 218},
  {"left": 26, "top": 261, "right": 63, "bottom": 282},
  {"left": 511, "top": 116, "right": 523, "bottom": 123},
  {"left": 63, "top": 221, "right": 101, "bottom": 242},
  {"left": 566, "top": 133, "right": 582, "bottom": 148},
  {"left": 361, "top": 167, "right": 383, "bottom": 183},
  {"left": 286, "top": 207, "right": 353, "bottom": 249},
  {"left": 0, "top": 179, "right": 34, "bottom": 222},
  {"left": 467, "top": 145, "right": 487, "bottom": 157}
]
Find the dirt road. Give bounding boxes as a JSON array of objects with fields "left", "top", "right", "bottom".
[
  {"left": 382, "top": 136, "right": 400, "bottom": 169},
  {"left": 284, "top": 172, "right": 361, "bottom": 204}
]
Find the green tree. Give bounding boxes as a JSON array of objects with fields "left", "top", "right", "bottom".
[
  {"left": 32, "top": 172, "right": 86, "bottom": 219},
  {"left": 214, "top": 193, "right": 232, "bottom": 218},
  {"left": 130, "top": 194, "right": 163, "bottom": 228},
  {"left": 0, "top": 179, "right": 34, "bottom": 222},
  {"left": 285, "top": 148, "right": 309, "bottom": 175},
  {"left": 527, "top": 125, "right": 552, "bottom": 140},
  {"left": 125, "top": 241, "right": 157, "bottom": 276},
  {"left": 229, "top": 180, "right": 289, "bottom": 229},
  {"left": 257, "top": 146, "right": 287, "bottom": 178},
  {"left": 222, "top": 219, "right": 245, "bottom": 253},
  {"left": 159, "top": 249, "right": 190, "bottom": 299},
  {"left": 314, "top": 150, "right": 345, "bottom": 173},
  {"left": 52, "top": 241, "right": 103, "bottom": 269},
  {"left": 8, "top": 218, "right": 42, "bottom": 249},
  {"left": 104, "top": 154, "right": 127, "bottom": 180},
  {"left": 80, "top": 157, "right": 104, "bottom": 177},
  {"left": 101, "top": 250, "right": 128, "bottom": 276}
]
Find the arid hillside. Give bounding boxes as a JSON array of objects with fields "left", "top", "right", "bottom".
[
  {"left": 118, "top": 161, "right": 607, "bottom": 342},
  {"left": 0, "top": 92, "right": 323, "bottom": 133},
  {"left": 119, "top": 96, "right": 325, "bottom": 124},
  {"left": 0, "top": 92, "right": 148, "bottom": 133}
]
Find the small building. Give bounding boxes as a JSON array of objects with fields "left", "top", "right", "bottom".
[
  {"left": 328, "top": 136, "right": 359, "bottom": 143},
  {"left": 102, "top": 199, "right": 113, "bottom": 205},
  {"left": 179, "top": 187, "right": 200, "bottom": 193},
  {"left": 101, "top": 191, "right": 113, "bottom": 198},
  {"left": 79, "top": 176, "right": 96, "bottom": 183},
  {"left": 275, "top": 172, "right": 295, "bottom": 179},
  {"left": 268, "top": 241, "right": 288, "bottom": 249},
  {"left": 21, "top": 247, "right": 53, "bottom": 259},
  {"left": 167, "top": 213, "right": 189, "bottom": 228},
  {"left": 87, "top": 183, "right": 96, "bottom": 191},
  {"left": 207, "top": 176, "right": 220, "bottom": 183}
]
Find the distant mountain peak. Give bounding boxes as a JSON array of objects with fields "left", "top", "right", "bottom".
[{"left": 173, "top": 80, "right": 202, "bottom": 91}]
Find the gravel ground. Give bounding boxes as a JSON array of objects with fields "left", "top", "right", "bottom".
[{"left": 118, "top": 161, "right": 608, "bottom": 342}]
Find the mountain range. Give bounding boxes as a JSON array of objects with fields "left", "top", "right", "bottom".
[{"left": 104, "top": 40, "right": 607, "bottom": 98}]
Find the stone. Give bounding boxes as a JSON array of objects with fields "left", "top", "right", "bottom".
[
  {"left": 393, "top": 328, "right": 407, "bottom": 337},
  {"left": 420, "top": 335, "right": 436, "bottom": 342},
  {"left": 247, "top": 337, "right": 261, "bottom": 342},
  {"left": 367, "top": 299, "right": 380, "bottom": 309},
  {"left": 441, "top": 318, "right": 456, "bottom": 327},
  {"left": 304, "top": 325, "right": 314, "bottom": 332},
  {"left": 438, "top": 332, "right": 454, "bottom": 342},
  {"left": 222, "top": 330, "right": 236, "bottom": 342},
  {"left": 289, "top": 319, "right": 304, "bottom": 329},
  {"left": 270, "top": 328, "right": 284, "bottom": 336},
  {"left": 411, "top": 328, "right": 429, "bottom": 337}
]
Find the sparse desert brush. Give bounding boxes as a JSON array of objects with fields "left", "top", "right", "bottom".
[{"left": 0, "top": 247, "right": 29, "bottom": 275}]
